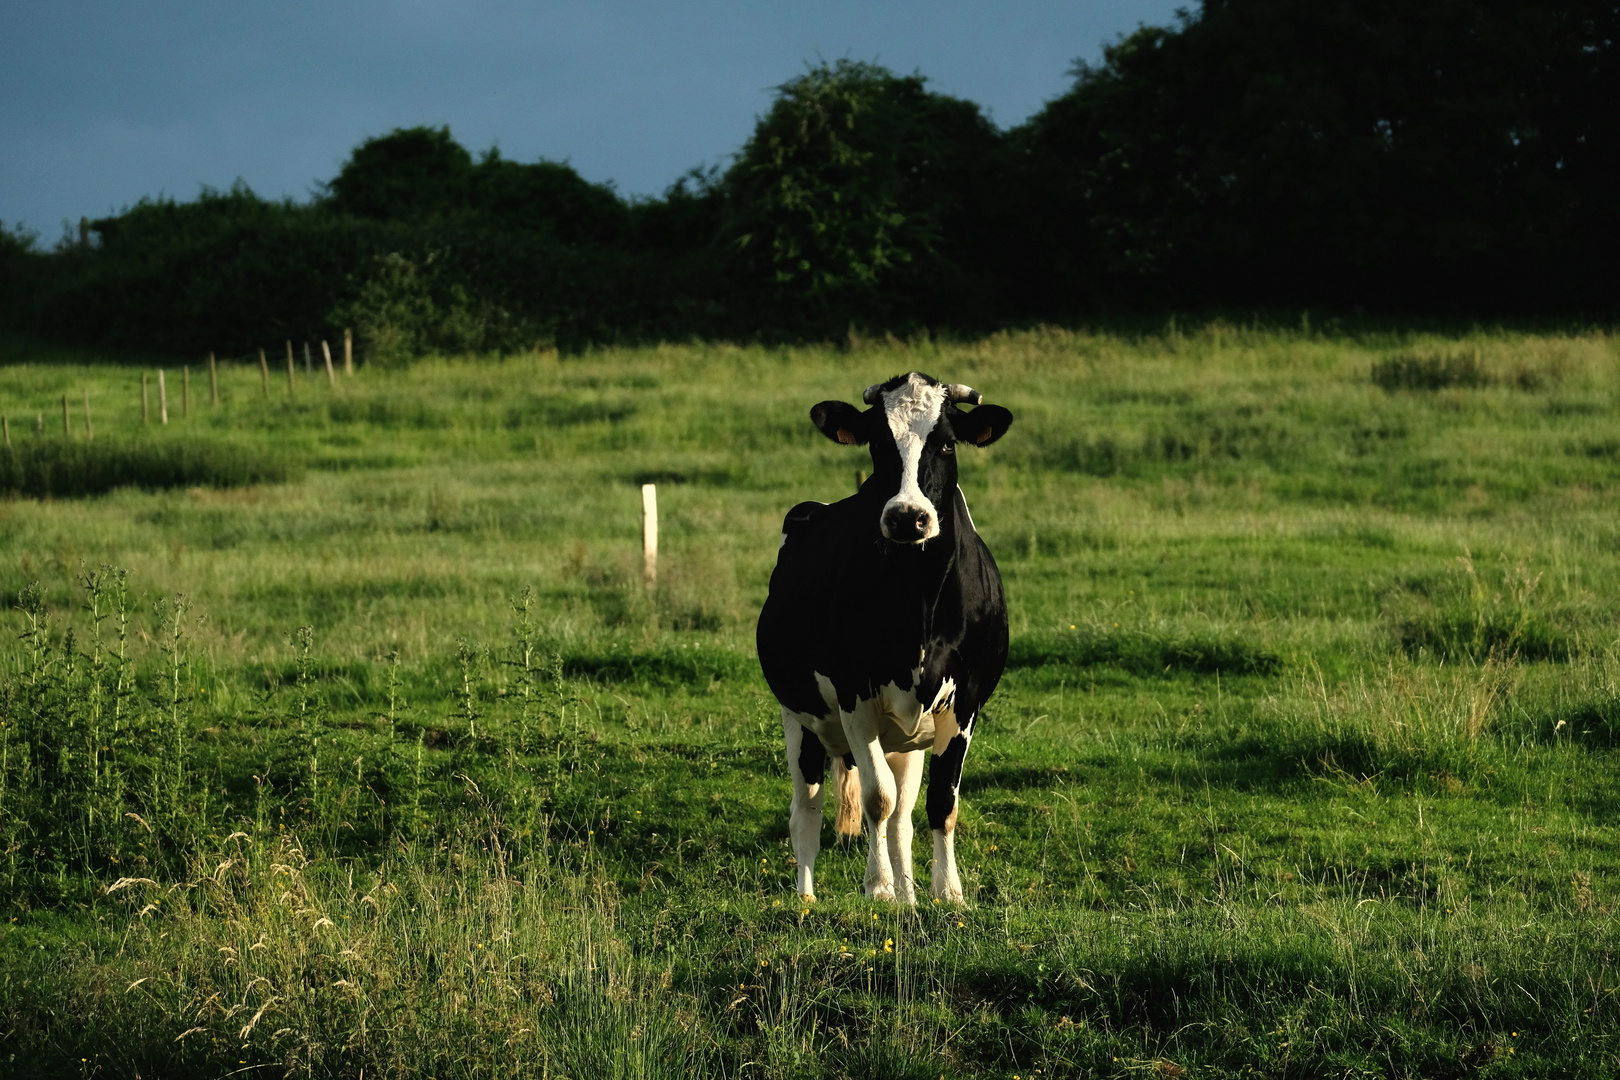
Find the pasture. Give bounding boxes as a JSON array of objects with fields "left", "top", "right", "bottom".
[{"left": 2, "top": 323, "right": 1620, "bottom": 1077}]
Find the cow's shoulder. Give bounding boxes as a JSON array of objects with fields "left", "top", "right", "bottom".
[{"left": 781, "top": 500, "right": 829, "bottom": 535}]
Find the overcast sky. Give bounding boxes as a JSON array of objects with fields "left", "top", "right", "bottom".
[{"left": 2, "top": 1, "right": 1182, "bottom": 239}]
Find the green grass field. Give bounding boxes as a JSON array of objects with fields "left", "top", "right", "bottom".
[{"left": 3, "top": 323, "right": 1620, "bottom": 1077}]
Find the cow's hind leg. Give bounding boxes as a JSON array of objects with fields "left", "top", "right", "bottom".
[
  {"left": 842, "top": 699, "right": 900, "bottom": 901},
  {"left": 885, "top": 749, "right": 925, "bottom": 905},
  {"left": 927, "top": 720, "right": 974, "bottom": 903},
  {"left": 782, "top": 710, "right": 828, "bottom": 902}
]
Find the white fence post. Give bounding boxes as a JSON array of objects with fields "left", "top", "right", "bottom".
[{"left": 642, "top": 484, "right": 658, "bottom": 590}]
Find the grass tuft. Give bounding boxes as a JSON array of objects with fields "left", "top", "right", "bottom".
[
  {"left": 1009, "top": 626, "right": 1282, "bottom": 677},
  {"left": 1371, "top": 351, "right": 1493, "bottom": 390},
  {"left": 0, "top": 437, "right": 295, "bottom": 498}
]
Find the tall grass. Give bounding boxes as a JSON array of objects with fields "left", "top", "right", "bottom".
[{"left": 7, "top": 830, "right": 706, "bottom": 1079}]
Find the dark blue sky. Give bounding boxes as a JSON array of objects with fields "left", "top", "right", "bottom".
[{"left": 2, "top": 1, "right": 1181, "bottom": 238}]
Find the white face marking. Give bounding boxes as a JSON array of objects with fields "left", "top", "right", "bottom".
[{"left": 880, "top": 374, "right": 947, "bottom": 542}]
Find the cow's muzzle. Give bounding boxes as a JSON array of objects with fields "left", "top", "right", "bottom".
[{"left": 881, "top": 501, "right": 937, "bottom": 544}]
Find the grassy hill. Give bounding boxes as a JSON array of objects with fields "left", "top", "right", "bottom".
[{"left": 2, "top": 322, "right": 1619, "bottom": 1076}]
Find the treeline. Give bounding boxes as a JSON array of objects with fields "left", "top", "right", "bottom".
[{"left": 2, "top": 0, "right": 1615, "bottom": 358}]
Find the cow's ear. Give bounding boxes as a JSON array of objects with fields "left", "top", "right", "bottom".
[
  {"left": 951, "top": 404, "right": 1013, "bottom": 447},
  {"left": 810, "top": 401, "right": 868, "bottom": 446}
]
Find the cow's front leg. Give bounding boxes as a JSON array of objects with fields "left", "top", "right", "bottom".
[
  {"left": 782, "top": 711, "right": 827, "bottom": 902},
  {"left": 885, "top": 749, "right": 925, "bottom": 905},
  {"left": 926, "top": 719, "right": 974, "bottom": 903},
  {"left": 841, "top": 699, "right": 899, "bottom": 900}
]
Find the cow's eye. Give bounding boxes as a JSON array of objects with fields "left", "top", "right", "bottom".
[{"left": 939, "top": 442, "right": 956, "bottom": 455}]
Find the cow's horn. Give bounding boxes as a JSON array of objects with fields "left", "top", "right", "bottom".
[
  {"left": 946, "top": 384, "right": 982, "bottom": 405},
  {"left": 862, "top": 383, "right": 884, "bottom": 405}
]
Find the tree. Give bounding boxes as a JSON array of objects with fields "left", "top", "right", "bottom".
[
  {"left": 325, "top": 126, "right": 474, "bottom": 221},
  {"left": 1013, "top": 0, "right": 1620, "bottom": 313},
  {"left": 722, "top": 60, "right": 1004, "bottom": 333}
]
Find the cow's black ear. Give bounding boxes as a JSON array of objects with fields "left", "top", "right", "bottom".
[
  {"left": 951, "top": 404, "right": 1013, "bottom": 447},
  {"left": 810, "top": 401, "right": 868, "bottom": 446}
]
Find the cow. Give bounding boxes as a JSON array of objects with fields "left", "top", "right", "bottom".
[{"left": 757, "top": 372, "right": 1013, "bottom": 904}]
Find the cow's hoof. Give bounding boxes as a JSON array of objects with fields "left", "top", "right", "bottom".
[
  {"left": 798, "top": 892, "right": 817, "bottom": 903},
  {"left": 868, "top": 884, "right": 897, "bottom": 902},
  {"left": 931, "top": 885, "right": 965, "bottom": 905}
]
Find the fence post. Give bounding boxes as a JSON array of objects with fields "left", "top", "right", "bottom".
[
  {"left": 62, "top": 394, "right": 71, "bottom": 437},
  {"left": 303, "top": 341, "right": 312, "bottom": 374},
  {"left": 642, "top": 483, "right": 658, "bottom": 590},
  {"left": 182, "top": 366, "right": 190, "bottom": 417},
  {"left": 856, "top": 469, "right": 866, "bottom": 491},
  {"left": 286, "top": 341, "right": 296, "bottom": 396},
  {"left": 159, "top": 370, "right": 168, "bottom": 424},
  {"left": 83, "top": 388, "right": 93, "bottom": 441},
  {"left": 322, "top": 340, "right": 335, "bottom": 386},
  {"left": 209, "top": 352, "right": 219, "bottom": 406},
  {"left": 344, "top": 328, "right": 353, "bottom": 375},
  {"left": 142, "top": 373, "right": 149, "bottom": 424},
  {"left": 35, "top": 412, "right": 43, "bottom": 435},
  {"left": 259, "top": 349, "right": 269, "bottom": 397}
]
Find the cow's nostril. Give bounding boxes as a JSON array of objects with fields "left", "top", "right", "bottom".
[{"left": 914, "top": 511, "right": 930, "bottom": 531}]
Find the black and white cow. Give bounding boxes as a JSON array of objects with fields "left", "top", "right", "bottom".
[{"left": 757, "top": 372, "right": 1012, "bottom": 903}]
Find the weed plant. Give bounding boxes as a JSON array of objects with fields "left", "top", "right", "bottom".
[{"left": 2, "top": 323, "right": 1620, "bottom": 1075}]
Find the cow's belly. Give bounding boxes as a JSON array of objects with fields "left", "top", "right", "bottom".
[{"left": 794, "top": 673, "right": 960, "bottom": 757}]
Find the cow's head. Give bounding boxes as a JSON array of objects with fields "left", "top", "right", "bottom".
[{"left": 810, "top": 372, "right": 1013, "bottom": 544}]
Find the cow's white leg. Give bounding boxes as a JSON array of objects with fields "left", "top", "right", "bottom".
[
  {"left": 885, "top": 749, "right": 925, "bottom": 905},
  {"left": 782, "top": 710, "right": 826, "bottom": 902},
  {"left": 841, "top": 698, "right": 899, "bottom": 900},
  {"left": 930, "top": 825, "right": 962, "bottom": 903},
  {"left": 927, "top": 721, "right": 973, "bottom": 904}
]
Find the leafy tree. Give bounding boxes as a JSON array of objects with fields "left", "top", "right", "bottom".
[
  {"left": 469, "top": 150, "right": 627, "bottom": 245},
  {"left": 722, "top": 60, "right": 1004, "bottom": 333},
  {"left": 325, "top": 126, "right": 475, "bottom": 221},
  {"left": 1012, "top": 0, "right": 1620, "bottom": 312}
]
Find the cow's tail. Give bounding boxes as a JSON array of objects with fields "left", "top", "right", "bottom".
[{"left": 832, "top": 757, "right": 863, "bottom": 838}]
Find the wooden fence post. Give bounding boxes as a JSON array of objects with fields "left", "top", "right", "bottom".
[
  {"left": 303, "top": 341, "right": 312, "bottom": 374},
  {"left": 856, "top": 469, "right": 866, "bottom": 491},
  {"left": 35, "top": 412, "right": 43, "bottom": 435},
  {"left": 286, "top": 341, "right": 296, "bottom": 396},
  {"left": 344, "top": 328, "right": 353, "bottom": 375},
  {"left": 142, "top": 373, "right": 149, "bottom": 424},
  {"left": 209, "top": 352, "right": 219, "bottom": 406},
  {"left": 642, "top": 484, "right": 658, "bottom": 590},
  {"left": 182, "top": 366, "right": 190, "bottom": 417},
  {"left": 259, "top": 349, "right": 269, "bottom": 397},
  {"left": 62, "top": 394, "right": 71, "bottom": 437},
  {"left": 159, "top": 370, "right": 168, "bottom": 424},
  {"left": 83, "top": 388, "right": 93, "bottom": 441},
  {"left": 321, "top": 340, "right": 335, "bottom": 386}
]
